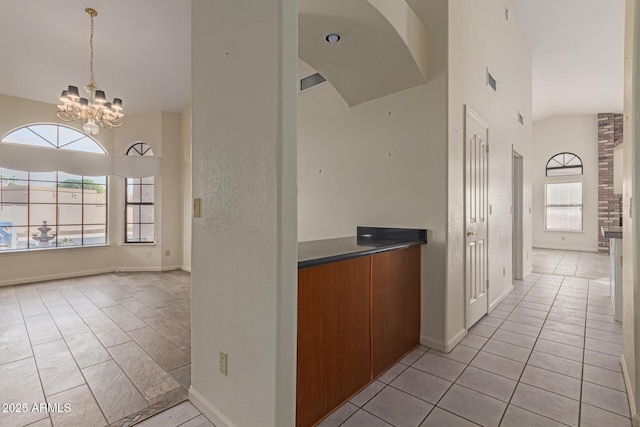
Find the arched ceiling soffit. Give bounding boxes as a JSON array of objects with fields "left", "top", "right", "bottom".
[{"left": 299, "top": 0, "right": 429, "bottom": 107}]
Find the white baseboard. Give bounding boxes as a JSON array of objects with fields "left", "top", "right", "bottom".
[
  {"left": 523, "top": 267, "right": 533, "bottom": 277},
  {"left": 421, "top": 328, "right": 466, "bottom": 353},
  {"left": 181, "top": 265, "right": 192, "bottom": 272},
  {"left": 490, "top": 284, "right": 514, "bottom": 312},
  {"left": 0, "top": 265, "right": 185, "bottom": 287},
  {"left": 532, "top": 244, "right": 599, "bottom": 253},
  {"left": 189, "top": 386, "right": 237, "bottom": 427},
  {"left": 621, "top": 353, "right": 638, "bottom": 421},
  {"left": 446, "top": 328, "right": 467, "bottom": 352},
  {"left": 115, "top": 266, "right": 161, "bottom": 272},
  {"left": 0, "top": 268, "right": 113, "bottom": 287},
  {"left": 420, "top": 335, "right": 446, "bottom": 352}
]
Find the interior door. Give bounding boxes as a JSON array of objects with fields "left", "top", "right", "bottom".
[{"left": 465, "top": 106, "right": 489, "bottom": 329}]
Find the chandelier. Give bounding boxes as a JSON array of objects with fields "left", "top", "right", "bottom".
[{"left": 57, "top": 8, "right": 124, "bottom": 135}]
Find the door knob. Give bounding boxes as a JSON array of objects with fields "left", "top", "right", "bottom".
[{"left": 467, "top": 230, "right": 477, "bottom": 237}]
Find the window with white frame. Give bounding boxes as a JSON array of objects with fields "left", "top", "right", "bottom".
[
  {"left": 545, "top": 182, "right": 583, "bottom": 231},
  {"left": 544, "top": 152, "right": 584, "bottom": 232},
  {"left": 125, "top": 143, "right": 154, "bottom": 243},
  {"left": 0, "top": 124, "right": 108, "bottom": 250}
]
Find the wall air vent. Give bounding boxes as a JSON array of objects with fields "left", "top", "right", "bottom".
[
  {"left": 487, "top": 69, "right": 497, "bottom": 91},
  {"left": 300, "top": 73, "right": 327, "bottom": 92},
  {"left": 518, "top": 111, "right": 524, "bottom": 125}
]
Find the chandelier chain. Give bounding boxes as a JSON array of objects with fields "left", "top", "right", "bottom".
[{"left": 88, "top": 11, "right": 95, "bottom": 87}]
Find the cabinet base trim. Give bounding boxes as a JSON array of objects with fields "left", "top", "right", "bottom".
[{"left": 189, "top": 386, "right": 236, "bottom": 427}]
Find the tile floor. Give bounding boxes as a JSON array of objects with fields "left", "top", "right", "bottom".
[
  {"left": 0, "top": 270, "right": 209, "bottom": 427},
  {"left": 320, "top": 249, "right": 631, "bottom": 427},
  {"left": 1, "top": 249, "right": 628, "bottom": 427}
]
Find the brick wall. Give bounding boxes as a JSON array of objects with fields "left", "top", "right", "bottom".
[{"left": 597, "top": 113, "right": 623, "bottom": 253}]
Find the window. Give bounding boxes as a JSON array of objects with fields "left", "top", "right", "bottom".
[
  {"left": 125, "top": 143, "right": 154, "bottom": 243},
  {"left": 545, "top": 182, "right": 583, "bottom": 231},
  {"left": 546, "top": 152, "right": 583, "bottom": 176},
  {"left": 0, "top": 124, "right": 107, "bottom": 251}
]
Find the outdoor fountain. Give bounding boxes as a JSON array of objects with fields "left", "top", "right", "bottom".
[{"left": 32, "top": 220, "right": 56, "bottom": 247}]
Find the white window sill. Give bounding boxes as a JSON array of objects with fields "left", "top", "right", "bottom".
[
  {"left": 0, "top": 244, "right": 110, "bottom": 256},
  {"left": 120, "top": 242, "right": 157, "bottom": 247},
  {"left": 544, "top": 229, "right": 584, "bottom": 233}
]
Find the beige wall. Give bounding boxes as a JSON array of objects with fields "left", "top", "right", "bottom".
[
  {"left": 297, "top": 0, "right": 450, "bottom": 350},
  {"left": 190, "top": 0, "right": 298, "bottom": 426},
  {"left": 298, "top": 0, "right": 533, "bottom": 352},
  {"left": 623, "top": 0, "right": 638, "bottom": 421},
  {"left": 448, "top": 0, "right": 533, "bottom": 344},
  {"left": 0, "top": 94, "right": 187, "bottom": 285},
  {"left": 532, "top": 115, "right": 599, "bottom": 252}
]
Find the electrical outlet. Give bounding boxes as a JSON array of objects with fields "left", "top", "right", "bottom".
[
  {"left": 502, "top": 267, "right": 506, "bottom": 276},
  {"left": 219, "top": 351, "right": 228, "bottom": 376},
  {"left": 165, "top": 249, "right": 170, "bottom": 257},
  {"left": 561, "top": 236, "right": 565, "bottom": 241},
  {"left": 146, "top": 251, "right": 151, "bottom": 259}
]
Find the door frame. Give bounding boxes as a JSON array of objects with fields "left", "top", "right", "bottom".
[
  {"left": 512, "top": 149, "right": 524, "bottom": 280},
  {"left": 464, "top": 105, "right": 490, "bottom": 329}
]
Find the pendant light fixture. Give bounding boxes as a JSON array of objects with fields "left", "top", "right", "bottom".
[{"left": 57, "top": 8, "right": 124, "bottom": 135}]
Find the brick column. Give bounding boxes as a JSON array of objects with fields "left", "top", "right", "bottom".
[{"left": 597, "top": 113, "right": 623, "bottom": 253}]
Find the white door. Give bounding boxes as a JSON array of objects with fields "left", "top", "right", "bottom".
[{"left": 465, "top": 106, "right": 489, "bottom": 329}]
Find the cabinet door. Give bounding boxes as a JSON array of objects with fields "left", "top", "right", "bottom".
[
  {"left": 371, "top": 246, "right": 421, "bottom": 378},
  {"left": 297, "top": 257, "right": 371, "bottom": 427}
]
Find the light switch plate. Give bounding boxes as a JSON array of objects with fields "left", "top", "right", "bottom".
[{"left": 193, "top": 198, "right": 201, "bottom": 218}]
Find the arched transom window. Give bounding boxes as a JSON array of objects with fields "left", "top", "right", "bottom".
[
  {"left": 0, "top": 124, "right": 107, "bottom": 251},
  {"left": 546, "top": 152, "right": 583, "bottom": 177}
]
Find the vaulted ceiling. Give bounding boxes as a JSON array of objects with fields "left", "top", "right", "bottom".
[
  {"left": 0, "top": 1, "right": 626, "bottom": 121},
  {"left": 511, "top": 0, "right": 625, "bottom": 121}
]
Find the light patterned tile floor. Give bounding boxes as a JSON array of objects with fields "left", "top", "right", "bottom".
[
  {"left": 1, "top": 250, "right": 625, "bottom": 427},
  {"left": 321, "top": 249, "right": 630, "bottom": 427},
  {"left": 0, "top": 270, "right": 205, "bottom": 427}
]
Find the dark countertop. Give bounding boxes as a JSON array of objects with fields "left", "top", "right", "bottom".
[
  {"left": 298, "top": 227, "right": 427, "bottom": 268},
  {"left": 601, "top": 226, "right": 622, "bottom": 239}
]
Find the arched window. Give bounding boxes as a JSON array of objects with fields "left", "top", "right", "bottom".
[
  {"left": 546, "top": 152, "right": 583, "bottom": 176},
  {"left": 0, "top": 124, "right": 107, "bottom": 250},
  {"left": 544, "top": 152, "right": 584, "bottom": 231},
  {"left": 125, "top": 143, "right": 154, "bottom": 243}
]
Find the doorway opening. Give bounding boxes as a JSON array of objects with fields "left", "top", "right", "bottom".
[{"left": 512, "top": 149, "right": 524, "bottom": 280}]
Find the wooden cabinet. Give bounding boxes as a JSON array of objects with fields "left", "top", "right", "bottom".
[
  {"left": 371, "top": 246, "right": 421, "bottom": 378},
  {"left": 296, "top": 246, "right": 421, "bottom": 427},
  {"left": 297, "top": 257, "right": 371, "bottom": 427}
]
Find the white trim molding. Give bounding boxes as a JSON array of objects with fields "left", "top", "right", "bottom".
[
  {"left": 621, "top": 353, "right": 637, "bottom": 422},
  {"left": 189, "top": 386, "right": 237, "bottom": 427},
  {"left": 489, "top": 285, "right": 514, "bottom": 312}
]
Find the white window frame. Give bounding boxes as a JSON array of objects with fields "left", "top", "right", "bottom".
[{"left": 544, "top": 180, "right": 584, "bottom": 232}]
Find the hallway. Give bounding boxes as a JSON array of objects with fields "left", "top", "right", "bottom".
[{"left": 319, "top": 249, "right": 629, "bottom": 426}]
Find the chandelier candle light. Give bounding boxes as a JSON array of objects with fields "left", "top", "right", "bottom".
[{"left": 57, "top": 8, "right": 124, "bottom": 135}]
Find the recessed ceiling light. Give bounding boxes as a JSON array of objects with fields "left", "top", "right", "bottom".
[{"left": 325, "top": 33, "right": 341, "bottom": 43}]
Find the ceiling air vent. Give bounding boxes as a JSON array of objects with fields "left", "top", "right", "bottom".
[
  {"left": 487, "top": 69, "right": 497, "bottom": 92},
  {"left": 300, "top": 73, "right": 326, "bottom": 92}
]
